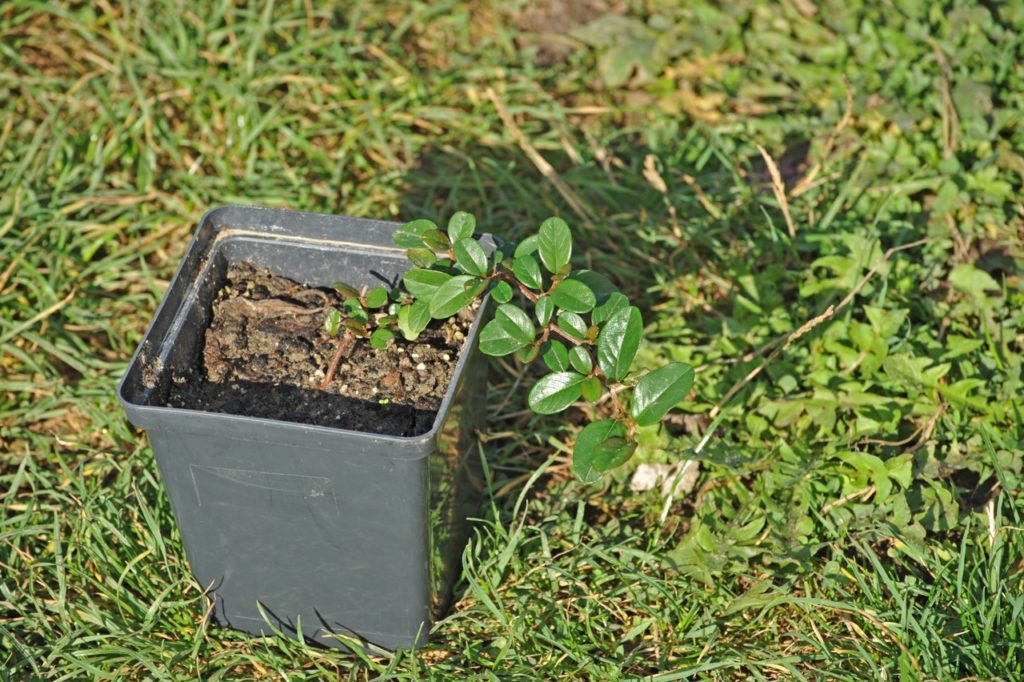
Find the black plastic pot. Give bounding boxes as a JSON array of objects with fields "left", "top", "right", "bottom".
[{"left": 118, "top": 206, "right": 492, "bottom": 650}]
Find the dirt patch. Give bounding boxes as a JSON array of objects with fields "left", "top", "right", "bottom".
[
  {"left": 514, "top": 0, "right": 619, "bottom": 64},
  {"left": 164, "top": 262, "right": 473, "bottom": 437}
]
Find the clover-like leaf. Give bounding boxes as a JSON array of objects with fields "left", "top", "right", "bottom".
[
  {"left": 568, "top": 346, "right": 593, "bottom": 374},
  {"left": 557, "top": 311, "right": 588, "bottom": 340},
  {"left": 397, "top": 300, "right": 431, "bottom": 340},
  {"left": 551, "top": 279, "right": 596, "bottom": 313},
  {"left": 428, "top": 275, "right": 485, "bottom": 319},
  {"left": 592, "top": 292, "right": 629, "bottom": 324},
  {"left": 403, "top": 269, "right": 452, "bottom": 299},
  {"left": 421, "top": 228, "right": 451, "bottom": 251},
  {"left": 480, "top": 304, "right": 535, "bottom": 356},
  {"left": 538, "top": 217, "right": 572, "bottom": 274},
  {"left": 343, "top": 298, "right": 369, "bottom": 323},
  {"left": 630, "top": 362, "right": 694, "bottom": 426},
  {"left": 573, "top": 419, "right": 636, "bottom": 483},
  {"left": 323, "top": 307, "right": 342, "bottom": 337},
  {"left": 491, "top": 280, "right": 514, "bottom": 304},
  {"left": 370, "top": 327, "right": 395, "bottom": 350},
  {"left": 454, "top": 238, "right": 489, "bottom": 277},
  {"left": 596, "top": 306, "right": 642, "bottom": 380},
  {"left": 447, "top": 211, "right": 476, "bottom": 242},
  {"left": 528, "top": 371, "right": 586, "bottom": 414},
  {"left": 535, "top": 295, "right": 554, "bottom": 326},
  {"left": 513, "top": 254, "right": 543, "bottom": 290},
  {"left": 365, "top": 286, "right": 389, "bottom": 309}
]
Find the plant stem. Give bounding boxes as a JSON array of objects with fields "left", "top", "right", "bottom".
[{"left": 318, "top": 332, "right": 355, "bottom": 389}]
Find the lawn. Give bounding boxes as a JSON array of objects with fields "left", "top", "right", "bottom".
[{"left": 2, "top": 0, "right": 1023, "bottom": 679}]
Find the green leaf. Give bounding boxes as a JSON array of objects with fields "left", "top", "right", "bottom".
[
  {"left": 343, "top": 298, "right": 369, "bottom": 322},
  {"left": 365, "top": 286, "right": 389, "bottom": 308},
  {"left": 515, "top": 344, "right": 539, "bottom": 363},
  {"left": 370, "top": 327, "right": 395, "bottom": 349},
  {"left": 480, "top": 304, "right": 536, "bottom": 356},
  {"left": 551, "top": 279, "right": 596, "bottom": 313},
  {"left": 397, "top": 300, "right": 431, "bottom": 340},
  {"left": 592, "top": 292, "right": 629, "bottom": 324},
  {"left": 406, "top": 247, "right": 437, "bottom": 268},
  {"left": 447, "top": 211, "right": 476, "bottom": 242},
  {"left": 393, "top": 219, "right": 436, "bottom": 248},
  {"left": 535, "top": 295, "right": 554, "bottom": 326},
  {"left": 569, "top": 346, "right": 593, "bottom": 374},
  {"left": 513, "top": 255, "right": 543, "bottom": 290},
  {"left": 491, "top": 280, "right": 514, "bottom": 304},
  {"left": 514, "top": 234, "right": 539, "bottom": 257},
  {"left": 950, "top": 263, "right": 1000, "bottom": 299},
  {"left": 528, "top": 371, "right": 586, "bottom": 414},
  {"left": 630, "top": 362, "right": 694, "bottom": 426},
  {"left": 403, "top": 269, "right": 452, "bottom": 299},
  {"left": 421, "top": 229, "right": 450, "bottom": 251},
  {"left": 323, "top": 308, "right": 342, "bottom": 337},
  {"left": 334, "top": 282, "right": 361, "bottom": 300},
  {"left": 580, "top": 377, "right": 602, "bottom": 402},
  {"left": 573, "top": 419, "right": 636, "bottom": 483},
  {"left": 429, "top": 275, "right": 486, "bottom": 319},
  {"left": 573, "top": 270, "right": 618, "bottom": 305},
  {"left": 454, "top": 238, "right": 489, "bottom": 277},
  {"left": 557, "top": 311, "right": 588, "bottom": 340},
  {"left": 596, "top": 306, "right": 642, "bottom": 380},
  {"left": 538, "top": 217, "right": 572, "bottom": 274},
  {"left": 542, "top": 340, "right": 569, "bottom": 372}
]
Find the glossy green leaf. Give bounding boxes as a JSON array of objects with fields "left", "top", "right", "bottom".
[
  {"left": 580, "top": 377, "right": 602, "bottom": 402},
  {"left": 491, "top": 280, "right": 513, "bottom": 304},
  {"left": 403, "top": 269, "right": 452, "bottom": 299},
  {"left": 538, "top": 217, "right": 572, "bottom": 274},
  {"left": 569, "top": 346, "right": 593, "bottom": 374},
  {"left": 454, "top": 238, "right": 489, "bottom": 277},
  {"left": 630, "top": 362, "right": 694, "bottom": 426},
  {"left": 557, "top": 311, "right": 588, "bottom": 340},
  {"left": 429, "top": 275, "right": 485, "bottom": 319},
  {"left": 592, "top": 292, "right": 629, "bottom": 324},
  {"left": 535, "top": 295, "right": 554, "bottom": 326},
  {"left": 480, "top": 304, "right": 535, "bottom": 356},
  {"left": 406, "top": 247, "right": 437, "bottom": 268},
  {"left": 323, "top": 308, "right": 342, "bottom": 337},
  {"left": 343, "top": 298, "right": 369, "bottom": 322},
  {"left": 573, "top": 419, "right": 636, "bottom": 483},
  {"left": 528, "top": 371, "right": 586, "bottom": 414},
  {"left": 397, "top": 300, "right": 431, "bottom": 340},
  {"left": 542, "top": 340, "right": 569, "bottom": 372},
  {"left": 365, "top": 286, "right": 389, "bottom": 308},
  {"left": 514, "top": 234, "right": 539, "bottom": 257},
  {"left": 551, "top": 279, "right": 596, "bottom": 313},
  {"left": 447, "top": 211, "right": 476, "bottom": 242},
  {"left": 513, "top": 255, "right": 543, "bottom": 290},
  {"left": 596, "top": 306, "right": 642, "bottom": 380},
  {"left": 370, "top": 327, "right": 395, "bottom": 350}
]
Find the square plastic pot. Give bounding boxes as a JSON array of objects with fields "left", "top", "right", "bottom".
[{"left": 118, "top": 206, "right": 493, "bottom": 650}]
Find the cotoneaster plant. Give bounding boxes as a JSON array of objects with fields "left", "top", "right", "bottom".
[{"left": 321, "top": 212, "right": 694, "bottom": 482}]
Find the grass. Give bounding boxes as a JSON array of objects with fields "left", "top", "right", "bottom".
[{"left": 2, "top": 0, "right": 1023, "bottom": 678}]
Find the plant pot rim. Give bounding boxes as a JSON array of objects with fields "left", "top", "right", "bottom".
[{"left": 118, "top": 204, "right": 494, "bottom": 457}]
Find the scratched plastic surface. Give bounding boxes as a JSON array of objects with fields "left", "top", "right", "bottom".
[{"left": 118, "top": 206, "right": 490, "bottom": 650}]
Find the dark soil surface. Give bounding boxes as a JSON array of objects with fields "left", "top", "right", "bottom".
[{"left": 164, "top": 262, "right": 474, "bottom": 436}]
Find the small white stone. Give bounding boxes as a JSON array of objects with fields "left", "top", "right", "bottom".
[
  {"left": 411, "top": 353, "right": 420, "bottom": 359},
  {"left": 416, "top": 362, "right": 426, "bottom": 371},
  {"left": 441, "top": 353, "right": 450, "bottom": 362}
]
